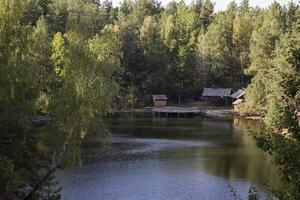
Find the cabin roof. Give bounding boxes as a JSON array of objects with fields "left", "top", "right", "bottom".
[
  {"left": 230, "top": 89, "right": 245, "bottom": 99},
  {"left": 202, "top": 88, "right": 232, "bottom": 97},
  {"left": 152, "top": 95, "right": 168, "bottom": 101}
]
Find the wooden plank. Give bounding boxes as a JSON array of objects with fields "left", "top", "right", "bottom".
[
  {"left": 152, "top": 107, "right": 200, "bottom": 113},
  {"left": 152, "top": 107, "right": 200, "bottom": 118}
]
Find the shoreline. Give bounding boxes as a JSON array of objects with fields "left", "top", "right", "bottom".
[{"left": 117, "top": 106, "right": 263, "bottom": 120}]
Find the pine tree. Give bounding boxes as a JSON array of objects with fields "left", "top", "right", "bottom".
[
  {"left": 247, "top": 2, "right": 284, "bottom": 75},
  {"left": 233, "top": 0, "right": 253, "bottom": 85},
  {"left": 199, "top": 0, "right": 214, "bottom": 31},
  {"left": 199, "top": 12, "right": 237, "bottom": 87}
]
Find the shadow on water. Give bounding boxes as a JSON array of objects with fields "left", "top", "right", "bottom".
[
  {"left": 105, "top": 116, "right": 282, "bottom": 185},
  {"left": 60, "top": 114, "right": 282, "bottom": 200}
]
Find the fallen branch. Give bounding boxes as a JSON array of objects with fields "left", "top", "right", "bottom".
[{"left": 23, "top": 132, "right": 72, "bottom": 200}]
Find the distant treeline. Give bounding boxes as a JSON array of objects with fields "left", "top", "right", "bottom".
[{"left": 88, "top": 0, "right": 299, "bottom": 108}]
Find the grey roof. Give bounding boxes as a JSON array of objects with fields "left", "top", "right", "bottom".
[
  {"left": 202, "top": 88, "right": 232, "bottom": 97},
  {"left": 230, "top": 89, "right": 245, "bottom": 99},
  {"left": 152, "top": 95, "right": 168, "bottom": 101}
]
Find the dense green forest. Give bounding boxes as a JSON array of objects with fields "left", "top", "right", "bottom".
[{"left": 0, "top": 0, "right": 299, "bottom": 199}]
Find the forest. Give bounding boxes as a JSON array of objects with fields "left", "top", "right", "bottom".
[{"left": 0, "top": 0, "right": 299, "bottom": 199}]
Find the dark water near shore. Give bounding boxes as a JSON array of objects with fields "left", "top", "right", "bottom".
[{"left": 60, "top": 116, "right": 282, "bottom": 200}]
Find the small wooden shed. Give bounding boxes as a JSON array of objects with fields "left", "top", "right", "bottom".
[
  {"left": 152, "top": 95, "right": 168, "bottom": 107},
  {"left": 202, "top": 88, "right": 232, "bottom": 105},
  {"left": 230, "top": 89, "right": 245, "bottom": 111}
]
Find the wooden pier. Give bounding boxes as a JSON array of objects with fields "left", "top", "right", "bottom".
[{"left": 152, "top": 107, "right": 201, "bottom": 118}]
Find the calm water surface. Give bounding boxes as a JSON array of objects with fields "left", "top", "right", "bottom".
[{"left": 61, "top": 116, "right": 282, "bottom": 200}]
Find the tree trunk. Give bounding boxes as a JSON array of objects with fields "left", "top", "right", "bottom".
[{"left": 24, "top": 132, "right": 73, "bottom": 200}]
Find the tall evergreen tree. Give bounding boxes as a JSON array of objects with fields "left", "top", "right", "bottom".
[
  {"left": 161, "top": 2, "right": 200, "bottom": 98},
  {"left": 247, "top": 2, "right": 284, "bottom": 75},
  {"left": 233, "top": 0, "right": 253, "bottom": 85},
  {"left": 198, "top": 10, "right": 237, "bottom": 87}
]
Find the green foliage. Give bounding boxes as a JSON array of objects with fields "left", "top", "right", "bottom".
[
  {"left": 243, "top": 3, "right": 300, "bottom": 200},
  {"left": 125, "top": 85, "right": 138, "bottom": 109},
  {"left": 245, "top": 75, "right": 267, "bottom": 109},
  {"left": 51, "top": 32, "right": 67, "bottom": 80},
  {"left": 247, "top": 186, "right": 261, "bottom": 200},
  {"left": 47, "top": 0, "right": 68, "bottom": 34},
  {"left": 160, "top": 1, "right": 200, "bottom": 95},
  {"left": 0, "top": 0, "right": 121, "bottom": 198},
  {"left": 266, "top": 97, "right": 285, "bottom": 127},
  {"left": 200, "top": 13, "right": 237, "bottom": 86},
  {"left": 199, "top": 0, "right": 214, "bottom": 31},
  {"left": 247, "top": 2, "right": 284, "bottom": 75},
  {"left": 0, "top": 155, "right": 20, "bottom": 197},
  {"left": 254, "top": 128, "right": 300, "bottom": 200},
  {"left": 233, "top": 2, "right": 253, "bottom": 85}
]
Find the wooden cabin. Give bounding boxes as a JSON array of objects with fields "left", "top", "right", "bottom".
[
  {"left": 230, "top": 89, "right": 245, "bottom": 111},
  {"left": 202, "top": 88, "right": 232, "bottom": 105},
  {"left": 152, "top": 95, "right": 168, "bottom": 107}
]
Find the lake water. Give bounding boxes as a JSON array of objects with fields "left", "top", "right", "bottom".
[{"left": 60, "top": 116, "right": 282, "bottom": 200}]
